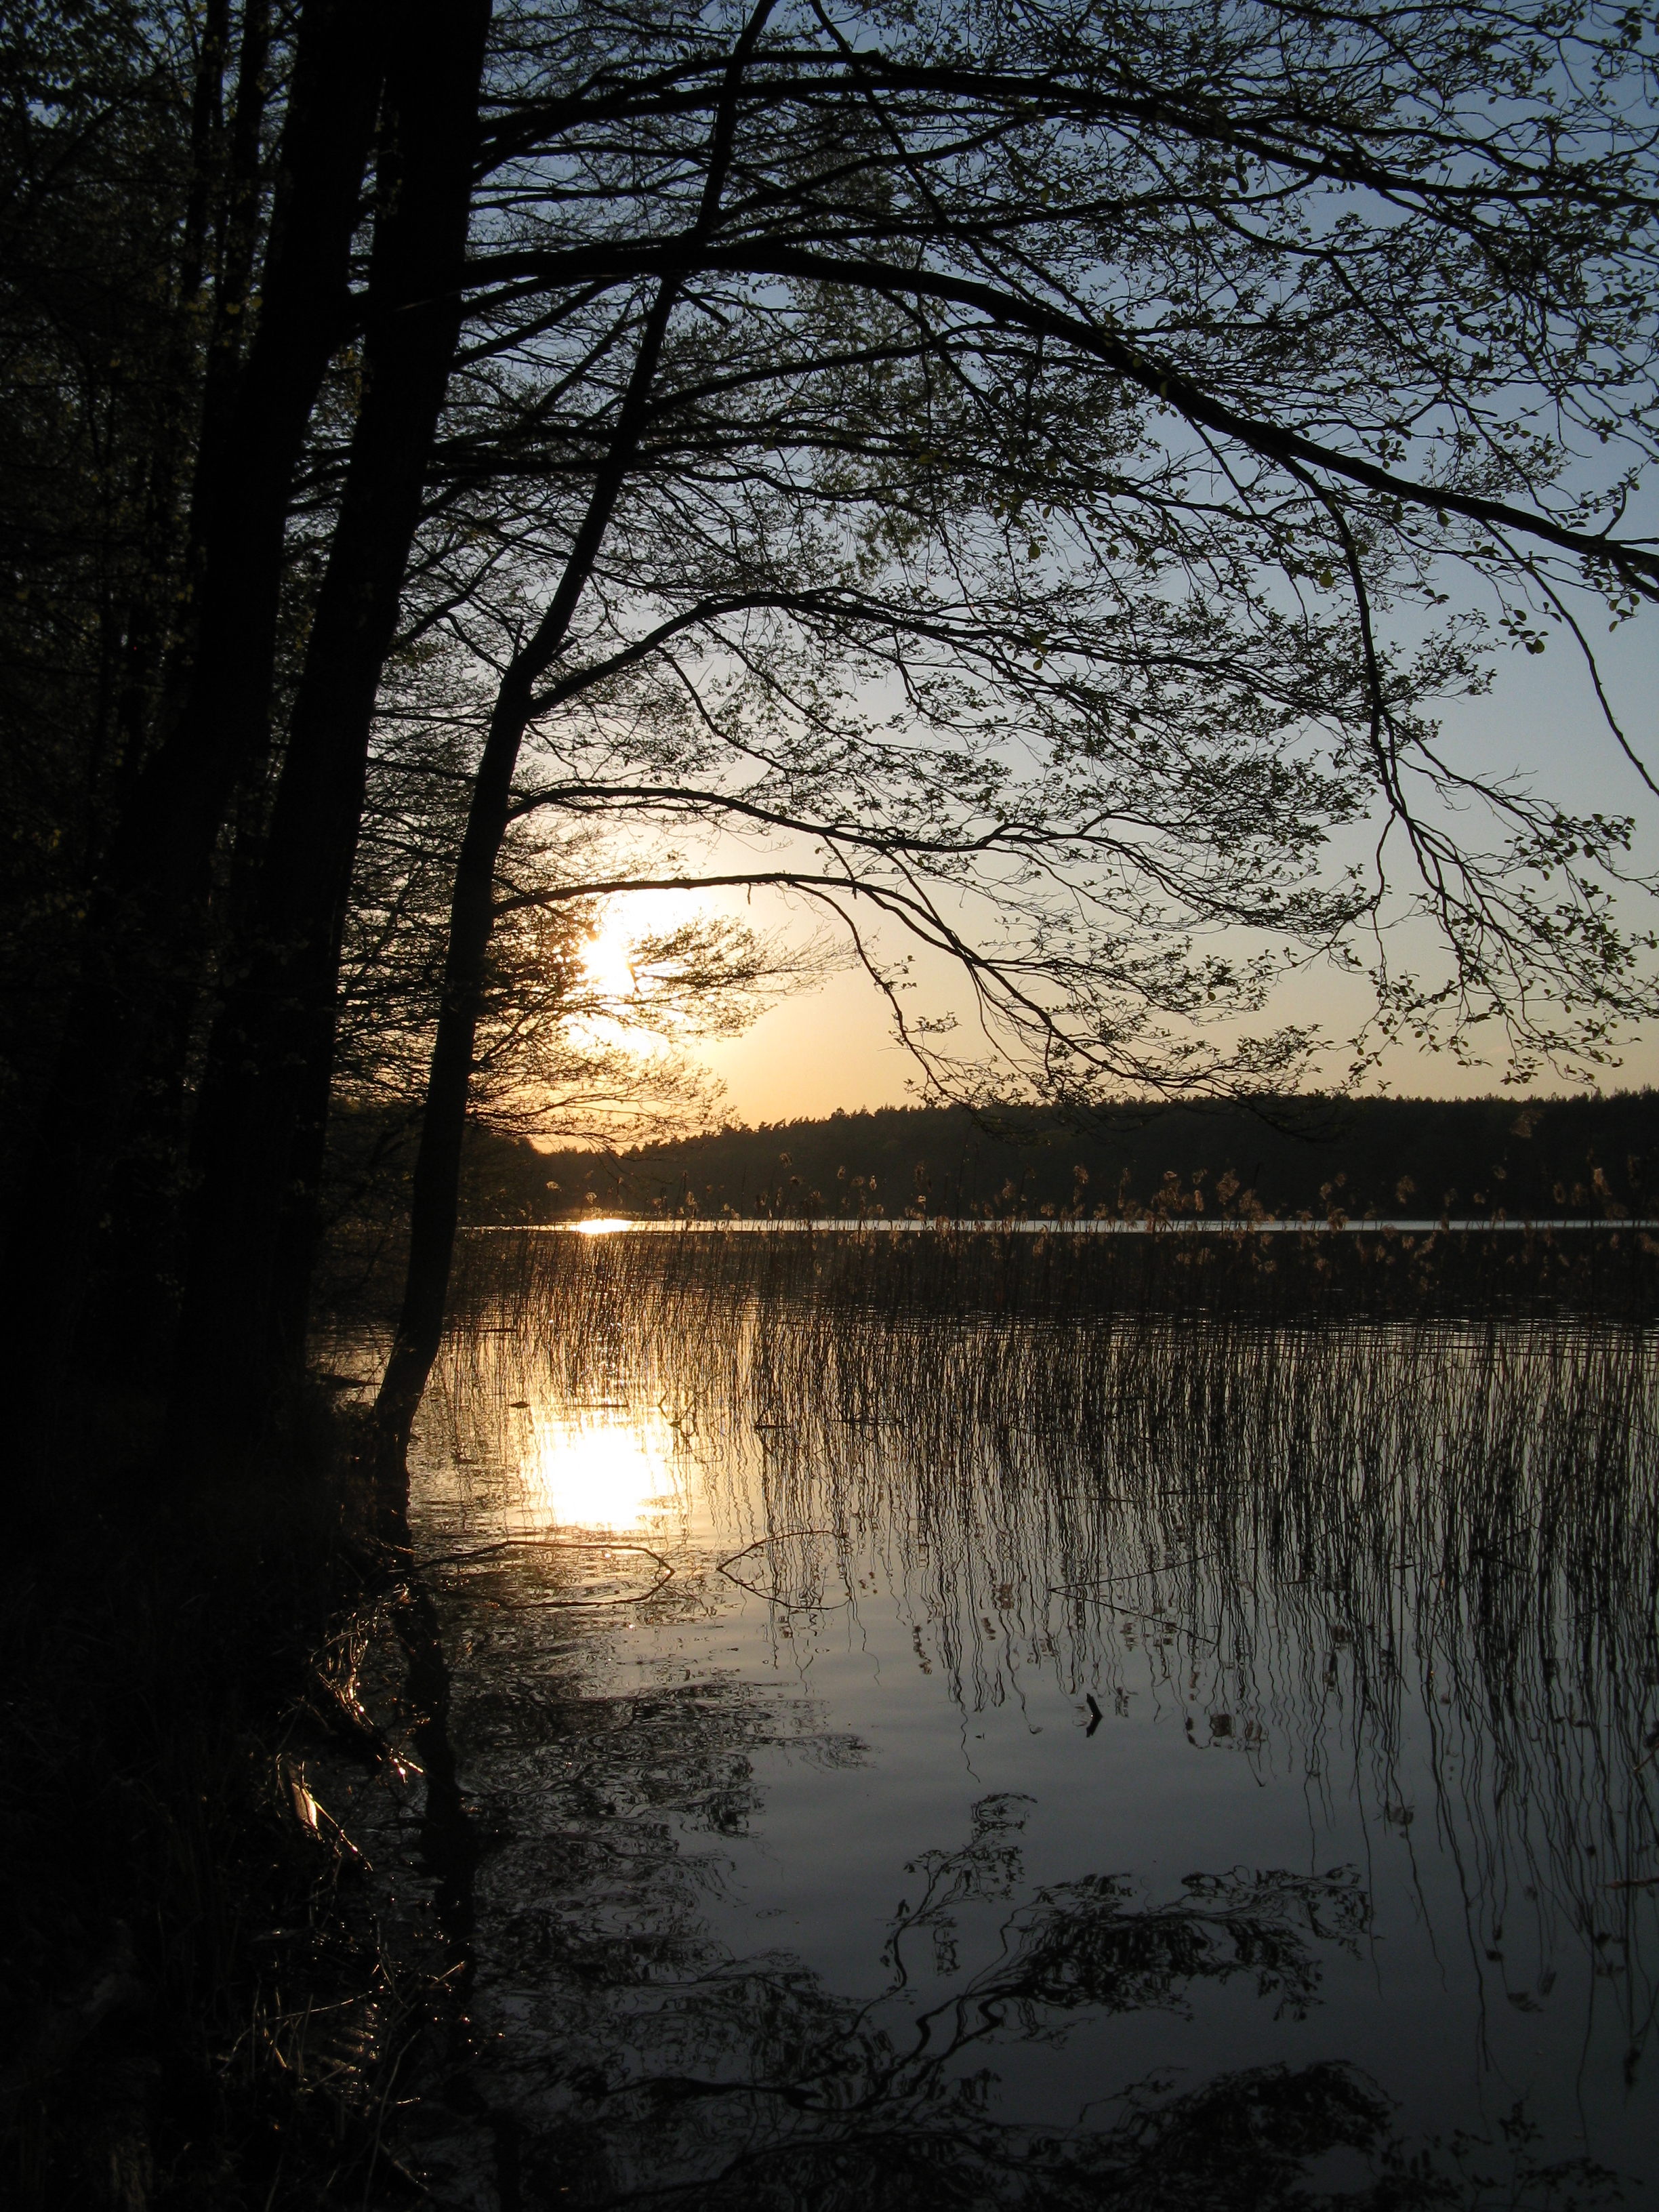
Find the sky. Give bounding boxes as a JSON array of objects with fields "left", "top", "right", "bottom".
[{"left": 619, "top": 602, "right": 1659, "bottom": 1126}]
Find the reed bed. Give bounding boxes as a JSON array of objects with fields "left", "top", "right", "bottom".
[
  {"left": 431, "top": 1228, "right": 1659, "bottom": 2033},
  {"left": 448, "top": 1212, "right": 1659, "bottom": 1323},
  {"left": 401, "top": 1228, "right": 1659, "bottom": 2205}
]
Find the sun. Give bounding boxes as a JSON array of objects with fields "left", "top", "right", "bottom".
[{"left": 581, "top": 921, "right": 636, "bottom": 1004}]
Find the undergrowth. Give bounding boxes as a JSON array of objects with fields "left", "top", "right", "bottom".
[{"left": 0, "top": 1386, "right": 458, "bottom": 2209}]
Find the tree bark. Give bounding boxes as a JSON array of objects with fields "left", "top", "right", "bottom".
[
  {"left": 0, "top": 0, "right": 387, "bottom": 1468},
  {"left": 371, "top": 668, "right": 539, "bottom": 1457},
  {"left": 373, "top": 0, "right": 775, "bottom": 1467},
  {"left": 172, "top": 0, "right": 494, "bottom": 1450},
  {"left": 82, "top": 0, "right": 276, "bottom": 1356}
]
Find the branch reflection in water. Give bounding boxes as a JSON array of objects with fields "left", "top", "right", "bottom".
[{"left": 398, "top": 1227, "right": 1656, "bottom": 2208}]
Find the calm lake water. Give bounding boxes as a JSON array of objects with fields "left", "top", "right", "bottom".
[{"left": 390, "top": 1228, "right": 1658, "bottom": 2208}]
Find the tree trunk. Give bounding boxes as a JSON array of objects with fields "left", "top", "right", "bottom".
[
  {"left": 373, "top": 0, "right": 775, "bottom": 1470},
  {"left": 172, "top": 0, "right": 494, "bottom": 1452},
  {"left": 0, "top": 0, "right": 387, "bottom": 1476},
  {"left": 371, "top": 286, "right": 678, "bottom": 1455},
  {"left": 94, "top": 0, "right": 274, "bottom": 858},
  {"left": 373, "top": 672, "right": 537, "bottom": 1458},
  {"left": 53, "top": 1, "right": 279, "bottom": 1380}
]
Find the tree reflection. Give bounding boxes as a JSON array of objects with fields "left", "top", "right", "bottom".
[{"left": 497, "top": 1795, "right": 1603, "bottom": 2209}]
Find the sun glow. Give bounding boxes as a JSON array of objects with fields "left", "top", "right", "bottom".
[
  {"left": 526, "top": 1406, "right": 688, "bottom": 1532},
  {"left": 581, "top": 922, "right": 637, "bottom": 1004}
]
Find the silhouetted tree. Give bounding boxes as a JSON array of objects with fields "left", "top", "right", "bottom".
[
  {"left": 1, "top": 0, "right": 389, "bottom": 1452},
  {"left": 359, "top": 0, "right": 1659, "bottom": 1448},
  {"left": 5, "top": 0, "right": 1658, "bottom": 1477}
]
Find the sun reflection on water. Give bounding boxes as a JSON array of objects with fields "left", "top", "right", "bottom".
[{"left": 524, "top": 1406, "right": 689, "bottom": 1533}]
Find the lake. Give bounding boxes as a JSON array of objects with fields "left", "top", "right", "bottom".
[{"left": 373, "top": 1225, "right": 1658, "bottom": 2208}]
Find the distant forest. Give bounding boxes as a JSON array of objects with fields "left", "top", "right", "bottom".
[{"left": 450, "top": 1092, "right": 1658, "bottom": 1226}]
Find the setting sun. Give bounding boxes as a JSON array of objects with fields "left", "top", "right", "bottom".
[{"left": 581, "top": 922, "right": 636, "bottom": 1003}]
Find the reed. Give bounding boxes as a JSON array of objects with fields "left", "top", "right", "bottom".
[
  {"left": 437, "top": 1237, "right": 1657, "bottom": 1978},
  {"left": 408, "top": 1226, "right": 1658, "bottom": 2207}
]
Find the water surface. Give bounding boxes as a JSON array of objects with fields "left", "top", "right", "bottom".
[{"left": 399, "top": 1229, "right": 1658, "bottom": 2207}]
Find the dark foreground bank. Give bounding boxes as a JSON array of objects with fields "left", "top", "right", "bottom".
[{"left": 0, "top": 1395, "right": 484, "bottom": 2211}]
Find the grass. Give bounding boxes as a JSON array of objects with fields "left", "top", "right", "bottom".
[{"left": 447, "top": 1210, "right": 1659, "bottom": 1324}]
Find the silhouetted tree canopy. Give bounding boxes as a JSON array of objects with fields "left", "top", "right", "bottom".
[{"left": 2, "top": 0, "right": 1657, "bottom": 1450}]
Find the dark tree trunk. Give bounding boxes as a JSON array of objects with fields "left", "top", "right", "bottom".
[
  {"left": 371, "top": 277, "right": 681, "bottom": 1454},
  {"left": 178, "top": 0, "right": 230, "bottom": 308},
  {"left": 170, "top": 0, "right": 276, "bottom": 636},
  {"left": 371, "top": 306, "right": 678, "bottom": 1458},
  {"left": 372, "top": 670, "right": 538, "bottom": 1457},
  {"left": 0, "top": 0, "right": 387, "bottom": 1468},
  {"left": 373, "top": 0, "right": 775, "bottom": 1468},
  {"left": 65, "top": 1, "right": 277, "bottom": 1375},
  {"left": 172, "top": 0, "right": 494, "bottom": 1450},
  {"left": 95, "top": 0, "right": 274, "bottom": 856}
]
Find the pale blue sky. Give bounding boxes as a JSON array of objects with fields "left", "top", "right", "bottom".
[{"left": 689, "top": 603, "right": 1659, "bottom": 1120}]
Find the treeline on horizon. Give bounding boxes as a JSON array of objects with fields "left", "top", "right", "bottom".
[{"left": 451, "top": 1089, "right": 1658, "bottom": 1227}]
